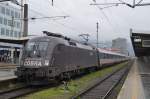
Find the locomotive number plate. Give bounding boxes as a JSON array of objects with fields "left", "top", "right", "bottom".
[{"left": 24, "top": 60, "right": 42, "bottom": 66}]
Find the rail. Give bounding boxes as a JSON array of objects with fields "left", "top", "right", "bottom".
[{"left": 72, "top": 61, "right": 133, "bottom": 99}]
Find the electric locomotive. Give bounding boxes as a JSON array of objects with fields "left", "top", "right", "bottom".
[
  {"left": 15, "top": 31, "right": 128, "bottom": 84},
  {"left": 15, "top": 31, "right": 99, "bottom": 84}
]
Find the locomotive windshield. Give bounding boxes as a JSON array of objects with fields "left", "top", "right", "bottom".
[
  {"left": 25, "top": 41, "right": 48, "bottom": 58},
  {"left": 26, "top": 41, "right": 48, "bottom": 51}
]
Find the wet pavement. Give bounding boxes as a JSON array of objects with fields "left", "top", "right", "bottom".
[
  {"left": 137, "top": 57, "right": 150, "bottom": 99},
  {"left": 0, "top": 68, "right": 16, "bottom": 81},
  {"left": 117, "top": 60, "right": 146, "bottom": 99},
  {"left": 117, "top": 57, "right": 150, "bottom": 99}
]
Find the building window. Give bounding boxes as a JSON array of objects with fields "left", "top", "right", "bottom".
[
  {"left": 14, "top": 31, "right": 17, "bottom": 37},
  {"left": 8, "top": 20, "right": 12, "bottom": 26},
  {"left": 18, "top": 32, "right": 21, "bottom": 37},
  {"left": 13, "top": 21, "right": 16, "bottom": 27},
  {"left": 6, "top": 8, "right": 10, "bottom": 16},
  {"left": 1, "top": 7, "right": 5, "bottom": 15},
  {"left": 11, "top": 10, "right": 14, "bottom": 17},
  {"left": 17, "top": 22, "right": 20, "bottom": 28},
  {"left": 18, "top": 13, "right": 21, "bottom": 18},
  {"left": 0, "top": 17, "right": 3, "bottom": 24},
  {"left": 1, "top": 28, "right": 5, "bottom": 35},
  {"left": 6, "top": 29, "right": 9, "bottom": 36},
  {"left": 15, "top": 12, "right": 18, "bottom": 18},
  {"left": 4, "top": 18, "right": 7, "bottom": 25},
  {"left": 10, "top": 31, "right": 13, "bottom": 37}
]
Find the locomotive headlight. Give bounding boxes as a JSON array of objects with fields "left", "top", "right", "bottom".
[{"left": 44, "top": 60, "right": 49, "bottom": 66}]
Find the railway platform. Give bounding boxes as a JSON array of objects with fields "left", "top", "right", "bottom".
[
  {"left": 0, "top": 63, "right": 17, "bottom": 69},
  {"left": 0, "top": 62, "right": 17, "bottom": 82},
  {"left": 0, "top": 68, "right": 16, "bottom": 82},
  {"left": 117, "top": 59, "right": 150, "bottom": 99}
]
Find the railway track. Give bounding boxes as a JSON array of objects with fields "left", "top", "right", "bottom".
[
  {"left": 0, "top": 82, "right": 59, "bottom": 99},
  {"left": 72, "top": 62, "right": 132, "bottom": 99},
  {"left": 0, "top": 85, "right": 41, "bottom": 99},
  {"left": 0, "top": 62, "right": 132, "bottom": 99}
]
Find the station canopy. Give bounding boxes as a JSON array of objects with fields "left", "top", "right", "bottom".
[
  {"left": 130, "top": 31, "right": 150, "bottom": 57},
  {"left": 0, "top": 37, "right": 29, "bottom": 48}
]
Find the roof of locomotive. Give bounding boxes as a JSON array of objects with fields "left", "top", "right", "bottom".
[
  {"left": 28, "top": 36, "right": 96, "bottom": 51},
  {"left": 28, "top": 34, "right": 128, "bottom": 58}
]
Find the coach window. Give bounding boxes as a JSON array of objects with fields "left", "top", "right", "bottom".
[
  {"left": 113, "top": 55, "right": 115, "bottom": 59},
  {"left": 108, "top": 54, "right": 112, "bottom": 59},
  {"left": 108, "top": 54, "right": 110, "bottom": 59},
  {"left": 99, "top": 53, "right": 102, "bottom": 58},
  {"left": 104, "top": 53, "right": 106, "bottom": 59},
  {"left": 100, "top": 53, "right": 104, "bottom": 59}
]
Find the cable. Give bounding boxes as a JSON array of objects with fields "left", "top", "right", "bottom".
[
  {"left": 136, "top": 0, "right": 143, "bottom": 5},
  {"left": 92, "top": 0, "right": 119, "bottom": 34},
  {"left": 106, "top": 8, "right": 125, "bottom": 34},
  {"left": 43, "top": 0, "right": 70, "bottom": 16},
  {"left": 53, "top": 20, "right": 82, "bottom": 33},
  {"left": 29, "top": 8, "right": 47, "bottom": 17}
]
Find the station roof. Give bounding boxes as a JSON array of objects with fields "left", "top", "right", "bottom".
[
  {"left": 130, "top": 31, "right": 150, "bottom": 57},
  {"left": 0, "top": 37, "right": 29, "bottom": 44}
]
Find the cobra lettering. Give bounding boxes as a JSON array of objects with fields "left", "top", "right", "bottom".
[{"left": 24, "top": 60, "right": 41, "bottom": 66}]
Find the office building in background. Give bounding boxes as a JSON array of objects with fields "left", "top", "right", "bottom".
[
  {"left": 0, "top": 3, "right": 21, "bottom": 38},
  {"left": 112, "top": 38, "right": 128, "bottom": 55}
]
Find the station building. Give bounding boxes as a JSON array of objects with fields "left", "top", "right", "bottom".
[{"left": 0, "top": 3, "right": 26, "bottom": 64}]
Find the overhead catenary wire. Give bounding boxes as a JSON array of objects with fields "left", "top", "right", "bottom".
[
  {"left": 43, "top": 0, "right": 70, "bottom": 17},
  {"left": 136, "top": 0, "right": 143, "bottom": 5},
  {"left": 32, "top": 0, "right": 88, "bottom": 34},
  {"left": 53, "top": 20, "right": 83, "bottom": 34},
  {"left": 91, "top": 0, "right": 150, "bottom": 8},
  {"left": 91, "top": 0, "right": 119, "bottom": 34}
]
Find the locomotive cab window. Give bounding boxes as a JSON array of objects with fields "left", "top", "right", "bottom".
[
  {"left": 25, "top": 41, "right": 49, "bottom": 57},
  {"left": 26, "top": 41, "right": 48, "bottom": 51}
]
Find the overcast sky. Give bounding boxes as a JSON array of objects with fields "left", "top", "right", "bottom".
[{"left": 25, "top": 0, "right": 150, "bottom": 42}]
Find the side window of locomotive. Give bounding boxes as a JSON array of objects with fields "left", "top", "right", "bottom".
[{"left": 57, "top": 44, "right": 64, "bottom": 52}]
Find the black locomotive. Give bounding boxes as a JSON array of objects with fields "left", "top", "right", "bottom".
[{"left": 15, "top": 31, "right": 128, "bottom": 84}]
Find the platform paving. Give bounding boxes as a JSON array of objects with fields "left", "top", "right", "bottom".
[
  {"left": 0, "top": 68, "right": 16, "bottom": 81},
  {"left": 0, "top": 63, "right": 17, "bottom": 67},
  {"left": 136, "top": 57, "right": 150, "bottom": 99},
  {"left": 117, "top": 60, "right": 146, "bottom": 99}
]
